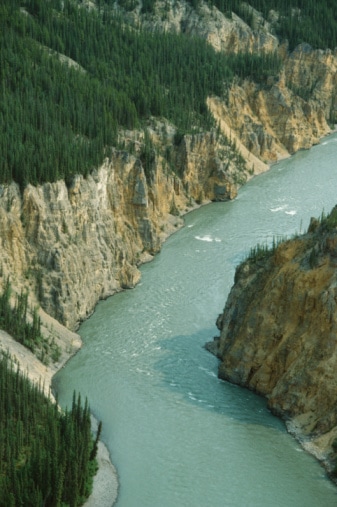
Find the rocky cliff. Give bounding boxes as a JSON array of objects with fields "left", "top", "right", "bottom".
[
  {"left": 1, "top": 2, "right": 337, "bottom": 352},
  {"left": 206, "top": 209, "right": 337, "bottom": 478},
  {"left": 0, "top": 120, "right": 248, "bottom": 330},
  {"left": 2, "top": 0, "right": 337, "bottom": 330},
  {"left": 135, "top": 0, "right": 335, "bottom": 159}
]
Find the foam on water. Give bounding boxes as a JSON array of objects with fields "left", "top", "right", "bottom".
[
  {"left": 195, "top": 234, "right": 213, "bottom": 242},
  {"left": 195, "top": 234, "right": 222, "bottom": 242}
]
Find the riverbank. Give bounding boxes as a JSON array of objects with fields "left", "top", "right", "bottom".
[
  {"left": 85, "top": 417, "right": 119, "bottom": 507},
  {"left": 0, "top": 309, "right": 119, "bottom": 507},
  {"left": 0, "top": 198, "right": 205, "bottom": 507},
  {"left": 2, "top": 129, "right": 336, "bottom": 505},
  {"left": 286, "top": 418, "right": 337, "bottom": 486}
]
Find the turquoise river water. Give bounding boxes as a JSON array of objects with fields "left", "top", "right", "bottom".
[{"left": 54, "top": 133, "right": 337, "bottom": 507}]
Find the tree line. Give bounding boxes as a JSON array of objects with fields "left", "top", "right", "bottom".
[
  {"left": 0, "top": 279, "right": 61, "bottom": 365},
  {"left": 0, "top": 352, "right": 101, "bottom": 506},
  {"left": 0, "top": 0, "right": 281, "bottom": 188}
]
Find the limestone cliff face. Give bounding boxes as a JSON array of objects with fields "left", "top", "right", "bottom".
[
  {"left": 132, "top": 0, "right": 335, "bottom": 162},
  {"left": 285, "top": 44, "right": 337, "bottom": 126},
  {"left": 134, "top": 0, "right": 279, "bottom": 54},
  {"left": 2, "top": 1, "right": 337, "bottom": 341},
  {"left": 209, "top": 57, "right": 333, "bottom": 164},
  {"left": 0, "top": 125, "right": 246, "bottom": 330},
  {"left": 207, "top": 212, "right": 337, "bottom": 475},
  {"left": 222, "top": 72, "right": 330, "bottom": 160},
  {"left": 1, "top": 157, "right": 162, "bottom": 330}
]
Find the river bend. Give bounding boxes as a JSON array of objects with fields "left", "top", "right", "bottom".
[{"left": 54, "top": 133, "right": 337, "bottom": 506}]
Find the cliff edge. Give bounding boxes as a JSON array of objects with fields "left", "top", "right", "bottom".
[
  {"left": 1, "top": 0, "right": 337, "bottom": 330},
  {"left": 207, "top": 208, "right": 337, "bottom": 478}
]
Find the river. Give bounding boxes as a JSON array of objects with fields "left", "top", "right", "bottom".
[{"left": 54, "top": 133, "right": 337, "bottom": 506}]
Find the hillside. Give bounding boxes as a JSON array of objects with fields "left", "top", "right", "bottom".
[
  {"left": 1, "top": 0, "right": 336, "bottom": 332},
  {"left": 1, "top": 0, "right": 337, "bottom": 496}
]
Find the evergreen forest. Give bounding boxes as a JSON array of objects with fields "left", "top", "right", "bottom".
[
  {"left": 1, "top": 0, "right": 282, "bottom": 188},
  {"left": 0, "top": 353, "right": 101, "bottom": 507},
  {"left": 1, "top": 1, "right": 337, "bottom": 188},
  {"left": 0, "top": 279, "right": 61, "bottom": 365}
]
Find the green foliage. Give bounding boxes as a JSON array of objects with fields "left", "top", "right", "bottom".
[
  {"left": 1, "top": 0, "right": 283, "bottom": 189},
  {"left": 246, "top": 235, "right": 286, "bottom": 263},
  {"left": 331, "top": 438, "right": 337, "bottom": 477},
  {"left": 285, "top": 82, "right": 315, "bottom": 102},
  {"left": 225, "top": 52, "right": 282, "bottom": 84},
  {"left": 0, "top": 353, "right": 100, "bottom": 506},
  {"left": 142, "top": 0, "right": 156, "bottom": 13},
  {"left": 308, "top": 247, "right": 319, "bottom": 269},
  {"left": 332, "top": 438, "right": 337, "bottom": 452},
  {"left": 0, "top": 279, "right": 61, "bottom": 364},
  {"left": 247, "top": 242, "right": 273, "bottom": 262},
  {"left": 318, "top": 206, "right": 337, "bottom": 232},
  {"left": 174, "top": 130, "right": 185, "bottom": 146}
]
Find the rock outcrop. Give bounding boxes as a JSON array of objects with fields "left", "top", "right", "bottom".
[
  {"left": 133, "top": 0, "right": 335, "bottom": 160},
  {"left": 1, "top": 1, "right": 337, "bottom": 331},
  {"left": 0, "top": 122, "right": 248, "bottom": 330},
  {"left": 1, "top": 0, "right": 337, "bottom": 487},
  {"left": 207, "top": 209, "right": 337, "bottom": 478},
  {"left": 133, "top": 0, "right": 279, "bottom": 54}
]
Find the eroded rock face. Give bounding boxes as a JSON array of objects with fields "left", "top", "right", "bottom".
[
  {"left": 0, "top": 158, "right": 156, "bottom": 329},
  {"left": 212, "top": 69, "right": 331, "bottom": 163},
  {"left": 1, "top": 1, "right": 337, "bottom": 332},
  {"left": 136, "top": 0, "right": 335, "bottom": 162},
  {"left": 285, "top": 44, "right": 337, "bottom": 125},
  {"left": 207, "top": 212, "right": 337, "bottom": 475},
  {"left": 26, "top": 169, "right": 147, "bottom": 327},
  {"left": 0, "top": 126, "right": 248, "bottom": 329},
  {"left": 137, "top": 0, "right": 279, "bottom": 54}
]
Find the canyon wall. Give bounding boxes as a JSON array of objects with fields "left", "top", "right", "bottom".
[
  {"left": 207, "top": 212, "right": 337, "bottom": 477},
  {"left": 1, "top": 0, "right": 337, "bottom": 333},
  {"left": 1, "top": 0, "right": 337, "bottom": 474},
  {"left": 0, "top": 124, "right": 247, "bottom": 330}
]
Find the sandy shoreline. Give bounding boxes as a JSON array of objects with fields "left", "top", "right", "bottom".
[
  {"left": 0, "top": 317, "right": 119, "bottom": 507},
  {"left": 85, "top": 417, "right": 119, "bottom": 507}
]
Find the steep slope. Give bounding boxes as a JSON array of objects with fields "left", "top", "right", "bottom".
[
  {"left": 1, "top": 0, "right": 337, "bottom": 332},
  {"left": 0, "top": 123, "right": 246, "bottom": 329},
  {"left": 1, "top": 0, "right": 337, "bottom": 496},
  {"left": 123, "top": 0, "right": 336, "bottom": 160},
  {"left": 207, "top": 209, "right": 337, "bottom": 478}
]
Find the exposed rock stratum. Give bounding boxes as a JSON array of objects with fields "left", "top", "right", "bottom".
[
  {"left": 1, "top": 0, "right": 337, "bottom": 482},
  {"left": 207, "top": 210, "right": 337, "bottom": 478}
]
